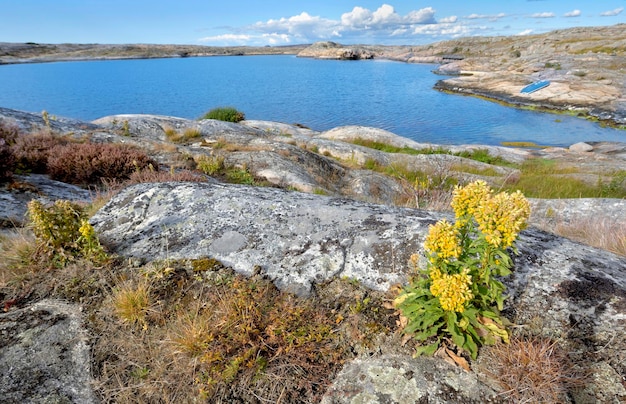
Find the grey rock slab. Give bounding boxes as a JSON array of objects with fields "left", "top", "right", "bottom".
[
  {"left": 0, "top": 107, "right": 100, "bottom": 134},
  {"left": 0, "top": 300, "right": 97, "bottom": 404},
  {"left": 569, "top": 142, "right": 594, "bottom": 153},
  {"left": 0, "top": 174, "right": 92, "bottom": 227},
  {"left": 322, "top": 355, "right": 500, "bottom": 404},
  {"left": 91, "top": 182, "right": 438, "bottom": 296}
]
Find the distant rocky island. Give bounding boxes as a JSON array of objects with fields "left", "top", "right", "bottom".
[{"left": 2, "top": 24, "right": 625, "bottom": 127}]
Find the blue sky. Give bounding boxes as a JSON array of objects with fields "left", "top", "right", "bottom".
[{"left": 1, "top": 1, "right": 624, "bottom": 45}]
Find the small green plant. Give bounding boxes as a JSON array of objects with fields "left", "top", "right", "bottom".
[
  {"left": 122, "top": 120, "right": 130, "bottom": 136},
  {"left": 225, "top": 166, "right": 256, "bottom": 185},
  {"left": 27, "top": 199, "right": 108, "bottom": 265},
  {"left": 395, "top": 180, "right": 530, "bottom": 359},
  {"left": 196, "top": 155, "right": 225, "bottom": 175},
  {"left": 545, "top": 61, "right": 561, "bottom": 70},
  {"left": 200, "top": 107, "right": 245, "bottom": 123},
  {"left": 166, "top": 127, "right": 203, "bottom": 143},
  {"left": 41, "top": 110, "right": 51, "bottom": 131}
]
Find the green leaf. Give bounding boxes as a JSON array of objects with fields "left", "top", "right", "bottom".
[
  {"left": 463, "top": 335, "right": 479, "bottom": 359},
  {"left": 414, "top": 341, "right": 440, "bottom": 357}
]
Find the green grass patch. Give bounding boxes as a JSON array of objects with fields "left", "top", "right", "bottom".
[
  {"left": 502, "top": 159, "right": 626, "bottom": 198},
  {"left": 200, "top": 107, "right": 245, "bottom": 123},
  {"left": 500, "top": 141, "right": 547, "bottom": 149},
  {"left": 349, "top": 138, "right": 516, "bottom": 167},
  {"left": 450, "top": 164, "right": 502, "bottom": 177}
]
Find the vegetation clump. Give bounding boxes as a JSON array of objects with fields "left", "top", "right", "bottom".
[
  {"left": 479, "top": 335, "right": 586, "bottom": 403},
  {"left": 201, "top": 107, "right": 246, "bottom": 123},
  {"left": 47, "top": 142, "right": 157, "bottom": 185},
  {"left": 395, "top": 180, "right": 530, "bottom": 359},
  {"left": 165, "top": 127, "right": 203, "bottom": 143},
  {"left": 0, "top": 122, "right": 18, "bottom": 182},
  {"left": 350, "top": 137, "right": 516, "bottom": 167},
  {"left": 27, "top": 199, "right": 108, "bottom": 266},
  {"left": 92, "top": 263, "right": 394, "bottom": 403}
]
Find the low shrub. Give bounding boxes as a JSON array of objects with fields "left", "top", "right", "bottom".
[
  {"left": 395, "top": 180, "right": 530, "bottom": 359},
  {"left": 0, "top": 122, "right": 18, "bottom": 182},
  {"left": 12, "top": 132, "right": 69, "bottom": 173},
  {"left": 27, "top": 199, "right": 108, "bottom": 266},
  {"left": 165, "top": 127, "right": 203, "bottom": 143},
  {"left": 196, "top": 155, "right": 225, "bottom": 176},
  {"left": 47, "top": 142, "right": 157, "bottom": 184},
  {"left": 200, "top": 107, "right": 245, "bottom": 123},
  {"left": 126, "top": 168, "right": 206, "bottom": 185}
]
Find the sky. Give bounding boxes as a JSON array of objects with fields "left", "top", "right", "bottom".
[{"left": 1, "top": 1, "right": 624, "bottom": 46}]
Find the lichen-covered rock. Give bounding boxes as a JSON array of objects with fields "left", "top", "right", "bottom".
[
  {"left": 0, "top": 174, "right": 92, "bottom": 227},
  {"left": 91, "top": 182, "right": 438, "bottom": 296},
  {"left": 322, "top": 355, "right": 501, "bottom": 404},
  {"left": 91, "top": 181, "right": 626, "bottom": 402},
  {"left": 0, "top": 300, "right": 97, "bottom": 403}
]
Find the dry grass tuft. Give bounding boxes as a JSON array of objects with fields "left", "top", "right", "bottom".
[
  {"left": 165, "top": 127, "right": 203, "bottom": 143},
  {"left": 0, "top": 230, "right": 38, "bottom": 289},
  {"left": 479, "top": 336, "right": 586, "bottom": 403},
  {"left": 534, "top": 215, "right": 626, "bottom": 257},
  {"left": 554, "top": 216, "right": 626, "bottom": 257},
  {"left": 112, "top": 281, "right": 152, "bottom": 327}
]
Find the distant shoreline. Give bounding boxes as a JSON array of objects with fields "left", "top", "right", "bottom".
[{"left": 0, "top": 43, "right": 308, "bottom": 65}]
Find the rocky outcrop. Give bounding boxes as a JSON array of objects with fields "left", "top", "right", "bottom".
[
  {"left": 1, "top": 107, "right": 625, "bottom": 402},
  {"left": 0, "top": 174, "right": 92, "bottom": 227},
  {"left": 297, "top": 25, "right": 626, "bottom": 125},
  {"left": 298, "top": 41, "right": 375, "bottom": 60},
  {"left": 323, "top": 355, "right": 499, "bottom": 403},
  {"left": 0, "top": 300, "right": 97, "bottom": 403},
  {"left": 91, "top": 182, "right": 436, "bottom": 296},
  {"left": 91, "top": 181, "right": 626, "bottom": 402}
]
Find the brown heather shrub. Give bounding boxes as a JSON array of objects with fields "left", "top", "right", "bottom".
[
  {"left": 47, "top": 142, "right": 157, "bottom": 184},
  {"left": 0, "top": 122, "right": 18, "bottom": 182},
  {"left": 126, "top": 168, "right": 207, "bottom": 185},
  {"left": 12, "top": 132, "right": 69, "bottom": 173}
]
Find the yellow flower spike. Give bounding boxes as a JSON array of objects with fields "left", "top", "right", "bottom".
[
  {"left": 451, "top": 180, "right": 492, "bottom": 221},
  {"left": 473, "top": 189, "right": 530, "bottom": 248},
  {"left": 424, "top": 219, "right": 461, "bottom": 261},
  {"left": 430, "top": 268, "right": 473, "bottom": 312}
]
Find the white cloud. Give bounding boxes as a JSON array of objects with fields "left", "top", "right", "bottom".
[
  {"left": 466, "top": 13, "right": 506, "bottom": 21},
  {"left": 198, "top": 34, "right": 251, "bottom": 44},
  {"left": 600, "top": 7, "right": 624, "bottom": 16},
  {"left": 262, "top": 33, "right": 292, "bottom": 45},
  {"left": 530, "top": 12, "right": 555, "bottom": 18},
  {"left": 198, "top": 4, "right": 480, "bottom": 45},
  {"left": 341, "top": 4, "right": 434, "bottom": 28},
  {"left": 439, "top": 16, "right": 458, "bottom": 24},
  {"left": 516, "top": 29, "right": 534, "bottom": 36},
  {"left": 564, "top": 10, "right": 581, "bottom": 17}
]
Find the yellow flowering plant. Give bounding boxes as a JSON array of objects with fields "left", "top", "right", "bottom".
[
  {"left": 395, "top": 181, "right": 530, "bottom": 359},
  {"left": 27, "top": 200, "right": 108, "bottom": 266}
]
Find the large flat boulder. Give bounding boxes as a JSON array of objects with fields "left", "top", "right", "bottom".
[
  {"left": 0, "top": 300, "right": 97, "bottom": 403},
  {"left": 90, "top": 181, "right": 626, "bottom": 401}
]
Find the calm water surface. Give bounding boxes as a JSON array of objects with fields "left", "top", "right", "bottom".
[{"left": 0, "top": 55, "right": 623, "bottom": 147}]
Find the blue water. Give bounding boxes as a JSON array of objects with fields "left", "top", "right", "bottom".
[{"left": 0, "top": 55, "right": 623, "bottom": 147}]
